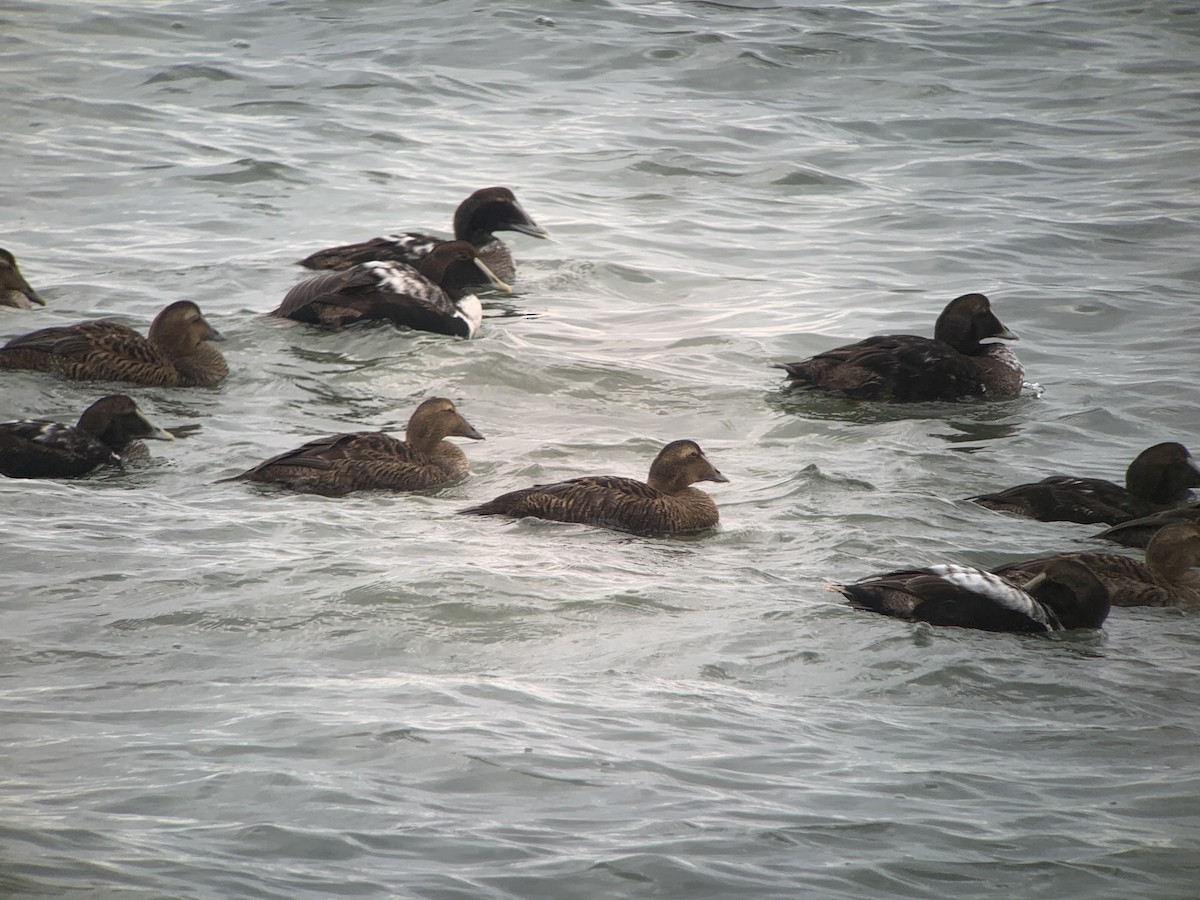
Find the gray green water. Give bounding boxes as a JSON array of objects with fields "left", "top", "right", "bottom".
[{"left": 3, "top": 1, "right": 1199, "bottom": 897}]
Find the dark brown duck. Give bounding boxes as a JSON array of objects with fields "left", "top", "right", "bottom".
[
  {"left": 833, "top": 558, "right": 1110, "bottom": 633},
  {"left": 222, "top": 398, "right": 483, "bottom": 496},
  {"left": 272, "top": 241, "right": 509, "bottom": 337},
  {"left": 0, "top": 300, "right": 227, "bottom": 387},
  {"left": 459, "top": 439, "right": 729, "bottom": 536},
  {"left": 0, "top": 394, "right": 173, "bottom": 479},
  {"left": 298, "top": 186, "right": 550, "bottom": 283},
  {"left": 1093, "top": 501, "right": 1200, "bottom": 549},
  {"left": 972, "top": 442, "right": 1200, "bottom": 525},
  {"left": 0, "top": 248, "right": 45, "bottom": 309},
  {"left": 993, "top": 522, "right": 1200, "bottom": 608},
  {"left": 775, "top": 293, "right": 1023, "bottom": 402}
]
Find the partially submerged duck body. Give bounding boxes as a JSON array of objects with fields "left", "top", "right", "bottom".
[
  {"left": 972, "top": 442, "right": 1200, "bottom": 525},
  {"left": 0, "top": 248, "right": 44, "bottom": 309},
  {"left": 993, "top": 522, "right": 1200, "bottom": 608},
  {"left": 834, "top": 558, "right": 1110, "bottom": 632},
  {"left": 459, "top": 440, "right": 728, "bottom": 536},
  {"left": 272, "top": 241, "right": 509, "bottom": 338},
  {"left": 223, "top": 398, "right": 483, "bottom": 496},
  {"left": 1094, "top": 502, "right": 1200, "bottom": 549},
  {"left": 0, "top": 394, "right": 173, "bottom": 478},
  {"left": 776, "top": 293, "right": 1022, "bottom": 402},
  {"left": 0, "top": 300, "right": 227, "bottom": 387},
  {"left": 298, "top": 187, "right": 549, "bottom": 283}
]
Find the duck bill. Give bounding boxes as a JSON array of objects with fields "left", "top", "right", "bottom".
[
  {"left": 995, "top": 326, "right": 1019, "bottom": 341},
  {"left": 455, "top": 420, "right": 485, "bottom": 441},
  {"left": 510, "top": 221, "right": 551, "bottom": 240},
  {"left": 139, "top": 416, "right": 176, "bottom": 443},
  {"left": 473, "top": 258, "right": 512, "bottom": 293},
  {"left": 22, "top": 283, "right": 46, "bottom": 306},
  {"left": 1020, "top": 571, "right": 1047, "bottom": 592},
  {"left": 706, "top": 466, "right": 731, "bottom": 484}
]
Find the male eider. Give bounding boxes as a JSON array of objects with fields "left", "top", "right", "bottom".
[
  {"left": 298, "top": 187, "right": 549, "bottom": 283},
  {"left": 272, "top": 241, "right": 509, "bottom": 338},
  {"left": 459, "top": 440, "right": 729, "bottom": 536},
  {"left": 834, "top": 559, "right": 1110, "bottom": 633},
  {"left": 0, "top": 300, "right": 227, "bottom": 387},
  {"left": 221, "top": 398, "right": 483, "bottom": 496},
  {"left": 972, "top": 442, "right": 1200, "bottom": 526},
  {"left": 775, "top": 293, "right": 1023, "bottom": 402},
  {"left": 0, "top": 395, "right": 173, "bottom": 479}
]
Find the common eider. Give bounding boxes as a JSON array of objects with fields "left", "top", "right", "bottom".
[
  {"left": 0, "top": 394, "right": 173, "bottom": 479},
  {"left": 833, "top": 558, "right": 1109, "bottom": 633},
  {"left": 972, "top": 442, "right": 1200, "bottom": 526},
  {"left": 1093, "top": 501, "right": 1200, "bottom": 549},
  {"left": 298, "top": 187, "right": 549, "bottom": 283},
  {"left": 272, "top": 241, "right": 509, "bottom": 338},
  {"left": 221, "top": 398, "right": 483, "bottom": 496},
  {"left": 0, "top": 248, "right": 44, "bottom": 309},
  {"left": 459, "top": 439, "right": 729, "bottom": 536},
  {"left": 0, "top": 300, "right": 227, "bottom": 387},
  {"left": 775, "top": 293, "right": 1023, "bottom": 402},
  {"left": 993, "top": 522, "right": 1200, "bottom": 608}
]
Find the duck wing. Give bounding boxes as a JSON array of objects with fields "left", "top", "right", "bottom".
[
  {"left": 0, "top": 420, "right": 117, "bottom": 478},
  {"left": 297, "top": 232, "right": 442, "bottom": 271},
  {"left": 972, "top": 476, "right": 1157, "bottom": 525}
]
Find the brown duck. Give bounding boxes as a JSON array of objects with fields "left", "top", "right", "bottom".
[
  {"left": 972, "top": 442, "right": 1200, "bottom": 525},
  {"left": 775, "top": 293, "right": 1023, "bottom": 402},
  {"left": 834, "top": 558, "right": 1110, "bottom": 633},
  {"left": 0, "top": 395, "right": 173, "bottom": 479},
  {"left": 222, "top": 398, "right": 483, "bottom": 496},
  {"left": 297, "top": 186, "right": 550, "bottom": 283},
  {"left": 1093, "top": 501, "right": 1200, "bottom": 549},
  {"left": 272, "top": 241, "right": 509, "bottom": 337},
  {"left": 0, "top": 300, "right": 227, "bottom": 387},
  {"left": 993, "top": 522, "right": 1200, "bottom": 608},
  {"left": 459, "top": 440, "right": 729, "bottom": 536},
  {"left": 0, "top": 248, "right": 45, "bottom": 309}
]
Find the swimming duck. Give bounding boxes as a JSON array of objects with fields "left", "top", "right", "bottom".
[
  {"left": 993, "top": 522, "right": 1200, "bottom": 608},
  {"left": 775, "top": 293, "right": 1023, "bottom": 402},
  {"left": 0, "top": 394, "right": 173, "bottom": 479},
  {"left": 297, "top": 187, "right": 549, "bottom": 283},
  {"left": 0, "top": 300, "right": 227, "bottom": 387},
  {"left": 1093, "top": 502, "right": 1200, "bottom": 549},
  {"left": 833, "top": 558, "right": 1109, "bottom": 632},
  {"left": 459, "top": 440, "right": 729, "bottom": 536},
  {"left": 272, "top": 241, "right": 509, "bottom": 338},
  {"left": 221, "top": 398, "right": 483, "bottom": 496},
  {"left": 0, "top": 248, "right": 44, "bottom": 309},
  {"left": 972, "top": 442, "right": 1200, "bottom": 526}
]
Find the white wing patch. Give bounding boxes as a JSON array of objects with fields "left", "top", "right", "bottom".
[
  {"left": 926, "top": 564, "right": 1050, "bottom": 624},
  {"left": 365, "top": 260, "right": 424, "bottom": 295},
  {"left": 455, "top": 293, "right": 483, "bottom": 338}
]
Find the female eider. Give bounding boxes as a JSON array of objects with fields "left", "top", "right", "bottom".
[
  {"left": 834, "top": 558, "right": 1110, "bottom": 633},
  {"left": 1094, "top": 501, "right": 1200, "bottom": 549},
  {"left": 972, "top": 442, "right": 1200, "bottom": 526},
  {"left": 0, "top": 300, "right": 227, "bottom": 387},
  {"left": 0, "top": 248, "right": 45, "bottom": 309},
  {"left": 994, "top": 522, "right": 1200, "bottom": 608},
  {"left": 0, "top": 395, "right": 174, "bottom": 479},
  {"left": 459, "top": 440, "right": 729, "bottom": 536},
  {"left": 272, "top": 241, "right": 509, "bottom": 338},
  {"left": 221, "top": 398, "right": 483, "bottom": 496},
  {"left": 775, "top": 293, "right": 1022, "bottom": 402},
  {"left": 298, "top": 186, "right": 549, "bottom": 283}
]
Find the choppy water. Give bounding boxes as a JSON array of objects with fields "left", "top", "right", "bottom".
[{"left": 3, "top": 1, "right": 1200, "bottom": 897}]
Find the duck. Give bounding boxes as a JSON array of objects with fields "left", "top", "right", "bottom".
[
  {"left": 221, "top": 398, "right": 483, "bottom": 496},
  {"left": 1093, "top": 502, "right": 1200, "bottom": 549},
  {"left": 0, "top": 248, "right": 45, "bottom": 309},
  {"left": 993, "top": 522, "right": 1200, "bottom": 608},
  {"left": 0, "top": 394, "right": 174, "bottom": 478},
  {"left": 971, "top": 442, "right": 1200, "bottom": 525},
  {"left": 271, "top": 241, "right": 509, "bottom": 338},
  {"left": 775, "top": 293, "right": 1023, "bottom": 402},
  {"left": 297, "top": 186, "right": 549, "bottom": 283},
  {"left": 833, "top": 558, "right": 1110, "bottom": 633},
  {"left": 0, "top": 300, "right": 227, "bottom": 387},
  {"left": 459, "top": 439, "right": 729, "bottom": 536}
]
